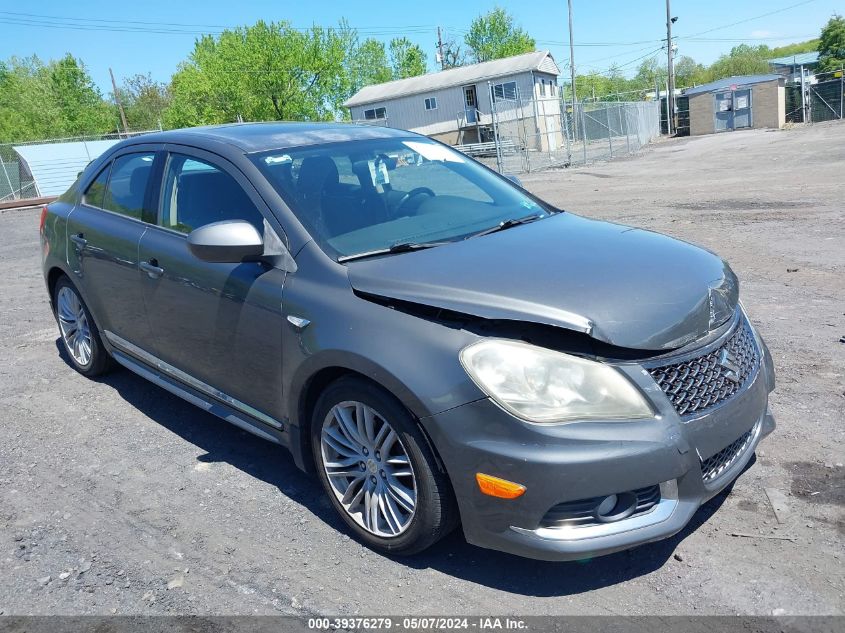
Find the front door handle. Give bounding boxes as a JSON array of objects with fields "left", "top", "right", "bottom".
[
  {"left": 70, "top": 233, "right": 87, "bottom": 249},
  {"left": 140, "top": 259, "right": 164, "bottom": 279}
]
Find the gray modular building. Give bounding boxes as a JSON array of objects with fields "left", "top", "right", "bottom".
[
  {"left": 343, "top": 51, "right": 563, "bottom": 148},
  {"left": 685, "top": 74, "right": 785, "bottom": 136}
]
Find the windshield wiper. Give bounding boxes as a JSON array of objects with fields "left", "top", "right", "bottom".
[
  {"left": 337, "top": 240, "right": 451, "bottom": 263},
  {"left": 468, "top": 213, "right": 545, "bottom": 239}
]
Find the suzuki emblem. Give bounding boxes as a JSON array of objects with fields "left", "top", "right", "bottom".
[{"left": 718, "top": 349, "right": 741, "bottom": 383}]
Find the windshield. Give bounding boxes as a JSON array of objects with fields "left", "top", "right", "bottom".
[{"left": 251, "top": 137, "right": 554, "bottom": 260}]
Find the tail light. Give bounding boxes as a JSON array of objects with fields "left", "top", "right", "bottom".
[{"left": 39, "top": 206, "right": 48, "bottom": 234}]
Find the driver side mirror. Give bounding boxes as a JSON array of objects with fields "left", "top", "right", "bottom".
[
  {"left": 505, "top": 174, "right": 522, "bottom": 187},
  {"left": 187, "top": 220, "right": 264, "bottom": 263}
]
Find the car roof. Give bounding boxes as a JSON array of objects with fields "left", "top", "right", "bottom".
[{"left": 120, "top": 121, "right": 416, "bottom": 153}]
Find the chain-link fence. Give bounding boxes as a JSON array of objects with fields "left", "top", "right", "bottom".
[
  {"left": 1, "top": 130, "right": 157, "bottom": 203},
  {"left": 785, "top": 70, "right": 845, "bottom": 124},
  {"left": 466, "top": 97, "right": 660, "bottom": 175}
]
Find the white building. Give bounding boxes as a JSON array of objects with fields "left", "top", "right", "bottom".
[{"left": 343, "top": 51, "right": 563, "bottom": 150}]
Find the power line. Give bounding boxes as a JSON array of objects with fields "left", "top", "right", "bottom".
[
  {"left": 683, "top": 35, "right": 817, "bottom": 42},
  {"left": 0, "top": 10, "right": 444, "bottom": 33},
  {"left": 675, "top": 0, "right": 821, "bottom": 40},
  {"left": 578, "top": 44, "right": 665, "bottom": 71},
  {"left": 535, "top": 38, "right": 662, "bottom": 47},
  {"left": 0, "top": 10, "right": 236, "bottom": 29},
  {"left": 0, "top": 13, "right": 446, "bottom": 37}
]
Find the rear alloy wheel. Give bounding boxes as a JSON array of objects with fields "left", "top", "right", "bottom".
[
  {"left": 312, "top": 377, "right": 456, "bottom": 555},
  {"left": 53, "top": 276, "right": 112, "bottom": 377}
]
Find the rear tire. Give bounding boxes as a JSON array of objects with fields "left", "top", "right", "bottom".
[
  {"left": 53, "top": 276, "right": 112, "bottom": 378},
  {"left": 311, "top": 376, "right": 456, "bottom": 556}
]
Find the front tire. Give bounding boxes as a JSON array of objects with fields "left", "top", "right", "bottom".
[
  {"left": 53, "top": 276, "right": 112, "bottom": 377},
  {"left": 311, "top": 377, "right": 456, "bottom": 556}
]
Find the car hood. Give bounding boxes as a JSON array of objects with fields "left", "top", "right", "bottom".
[{"left": 345, "top": 213, "right": 738, "bottom": 351}]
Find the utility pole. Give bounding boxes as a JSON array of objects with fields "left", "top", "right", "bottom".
[
  {"left": 567, "top": 0, "right": 577, "bottom": 134},
  {"left": 109, "top": 68, "right": 129, "bottom": 135},
  {"left": 437, "top": 27, "right": 446, "bottom": 71},
  {"left": 665, "top": 0, "right": 676, "bottom": 135}
]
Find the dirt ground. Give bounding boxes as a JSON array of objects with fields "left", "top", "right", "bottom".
[{"left": 0, "top": 122, "right": 842, "bottom": 616}]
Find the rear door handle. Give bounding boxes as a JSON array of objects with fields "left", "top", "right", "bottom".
[
  {"left": 70, "top": 233, "right": 87, "bottom": 249},
  {"left": 140, "top": 259, "right": 164, "bottom": 279}
]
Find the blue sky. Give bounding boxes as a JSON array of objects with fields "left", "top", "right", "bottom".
[{"left": 1, "top": 0, "right": 842, "bottom": 94}]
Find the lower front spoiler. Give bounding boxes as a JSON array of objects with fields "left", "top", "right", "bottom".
[{"left": 457, "top": 409, "right": 775, "bottom": 562}]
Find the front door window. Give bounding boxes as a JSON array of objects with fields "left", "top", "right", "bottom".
[{"left": 160, "top": 154, "right": 265, "bottom": 233}]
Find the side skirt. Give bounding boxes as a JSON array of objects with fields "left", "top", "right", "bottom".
[{"left": 106, "top": 342, "right": 287, "bottom": 447}]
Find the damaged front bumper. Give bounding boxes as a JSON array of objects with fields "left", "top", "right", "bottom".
[{"left": 420, "top": 317, "right": 776, "bottom": 562}]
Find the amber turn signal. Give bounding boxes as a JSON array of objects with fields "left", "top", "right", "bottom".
[{"left": 475, "top": 473, "right": 526, "bottom": 499}]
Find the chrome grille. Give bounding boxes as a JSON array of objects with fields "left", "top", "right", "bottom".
[
  {"left": 700, "top": 424, "right": 757, "bottom": 484},
  {"left": 540, "top": 485, "right": 660, "bottom": 529},
  {"left": 647, "top": 320, "right": 759, "bottom": 417}
]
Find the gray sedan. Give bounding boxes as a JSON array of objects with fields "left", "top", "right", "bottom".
[{"left": 40, "top": 122, "right": 775, "bottom": 560}]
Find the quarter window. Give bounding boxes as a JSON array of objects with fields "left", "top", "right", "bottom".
[
  {"left": 364, "top": 107, "right": 387, "bottom": 120},
  {"left": 424, "top": 97, "right": 438, "bottom": 110},
  {"left": 102, "top": 153, "right": 155, "bottom": 219},
  {"left": 492, "top": 81, "right": 518, "bottom": 101},
  {"left": 160, "top": 154, "right": 264, "bottom": 234},
  {"left": 83, "top": 164, "right": 110, "bottom": 209}
]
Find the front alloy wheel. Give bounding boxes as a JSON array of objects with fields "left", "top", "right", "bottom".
[
  {"left": 320, "top": 401, "right": 417, "bottom": 537},
  {"left": 312, "top": 377, "right": 457, "bottom": 555}
]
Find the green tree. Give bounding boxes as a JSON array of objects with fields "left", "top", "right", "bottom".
[
  {"left": 770, "top": 39, "right": 819, "bottom": 57},
  {"left": 708, "top": 44, "right": 772, "bottom": 78},
  {"left": 347, "top": 38, "right": 392, "bottom": 93},
  {"left": 464, "top": 7, "right": 535, "bottom": 63},
  {"left": 116, "top": 73, "right": 170, "bottom": 130},
  {"left": 674, "top": 55, "right": 710, "bottom": 87},
  {"left": 388, "top": 37, "right": 427, "bottom": 79},
  {"left": 48, "top": 54, "right": 114, "bottom": 136},
  {"left": 605, "top": 64, "right": 629, "bottom": 98},
  {"left": 0, "top": 56, "right": 57, "bottom": 142},
  {"left": 0, "top": 54, "right": 113, "bottom": 142},
  {"left": 164, "top": 20, "right": 354, "bottom": 128},
  {"left": 817, "top": 14, "right": 845, "bottom": 72},
  {"left": 634, "top": 56, "right": 668, "bottom": 89}
]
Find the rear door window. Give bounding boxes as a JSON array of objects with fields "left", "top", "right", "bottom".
[
  {"left": 159, "top": 154, "right": 264, "bottom": 234},
  {"left": 102, "top": 153, "right": 155, "bottom": 219}
]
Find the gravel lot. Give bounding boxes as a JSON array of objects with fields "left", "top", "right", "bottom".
[{"left": 1, "top": 122, "right": 843, "bottom": 616}]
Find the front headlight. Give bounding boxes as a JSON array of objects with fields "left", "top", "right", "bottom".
[{"left": 459, "top": 339, "right": 654, "bottom": 424}]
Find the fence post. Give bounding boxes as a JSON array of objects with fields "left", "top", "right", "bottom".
[
  {"left": 840, "top": 67, "right": 844, "bottom": 119},
  {"left": 1, "top": 156, "right": 15, "bottom": 201},
  {"left": 606, "top": 105, "right": 613, "bottom": 158},
  {"left": 619, "top": 104, "right": 630, "bottom": 154},
  {"left": 563, "top": 103, "right": 572, "bottom": 166},
  {"left": 519, "top": 97, "right": 532, "bottom": 173},
  {"left": 488, "top": 81, "right": 504, "bottom": 174},
  {"left": 580, "top": 102, "right": 588, "bottom": 164}
]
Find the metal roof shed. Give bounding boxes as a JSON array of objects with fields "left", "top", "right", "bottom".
[
  {"left": 12, "top": 139, "right": 119, "bottom": 197},
  {"left": 685, "top": 74, "right": 785, "bottom": 135}
]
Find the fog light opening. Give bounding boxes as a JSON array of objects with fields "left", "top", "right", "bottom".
[{"left": 594, "top": 491, "right": 638, "bottom": 523}]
